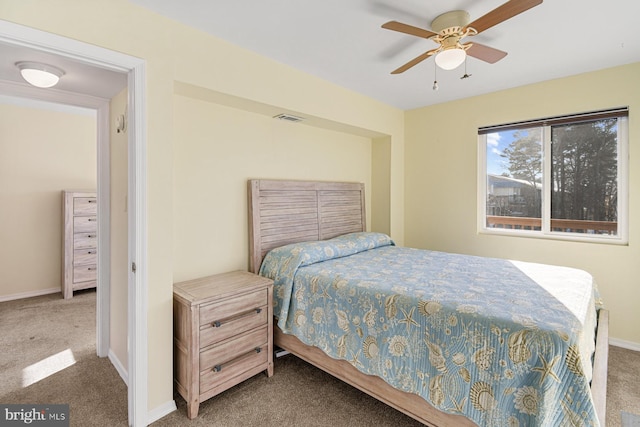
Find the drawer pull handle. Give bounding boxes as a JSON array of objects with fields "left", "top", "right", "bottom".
[
  {"left": 88, "top": 200, "right": 96, "bottom": 203},
  {"left": 211, "top": 347, "right": 264, "bottom": 374},
  {"left": 210, "top": 307, "right": 264, "bottom": 328},
  {"left": 87, "top": 234, "right": 95, "bottom": 238},
  {"left": 88, "top": 218, "right": 96, "bottom": 222},
  {"left": 87, "top": 251, "right": 95, "bottom": 254},
  {"left": 87, "top": 267, "right": 96, "bottom": 271}
]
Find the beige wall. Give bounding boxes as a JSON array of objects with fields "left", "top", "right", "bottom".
[
  {"left": 371, "top": 137, "right": 392, "bottom": 235},
  {"left": 0, "top": 101, "right": 95, "bottom": 299},
  {"left": 1, "top": 0, "right": 405, "bottom": 413},
  {"left": 172, "top": 94, "right": 374, "bottom": 282},
  {"left": 110, "top": 88, "right": 128, "bottom": 370},
  {"left": 405, "top": 62, "right": 640, "bottom": 344}
]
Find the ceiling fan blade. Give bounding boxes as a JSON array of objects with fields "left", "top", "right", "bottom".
[
  {"left": 467, "top": 0, "right": 542, "bottom": 34},
  {"left": 382, "top": 21, "right": 438, "bottom": 39},
  {"left": 391, "top": 49, "right": 438, "bottom": 74},
  {"left": 466, "top": 43, "right": 508, "bottom": 64}
]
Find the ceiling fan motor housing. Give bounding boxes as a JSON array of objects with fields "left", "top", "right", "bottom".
[{"left": 431, "top": 10, "right": 471, "bottom": 33}]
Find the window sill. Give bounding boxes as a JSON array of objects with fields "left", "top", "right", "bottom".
[{"left": 479, "top": 227, "right": 628, "bottom": 246}]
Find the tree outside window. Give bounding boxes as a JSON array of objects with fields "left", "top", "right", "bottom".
[{"left": 480, "top": 109, "right": 627, "bottom": 242}]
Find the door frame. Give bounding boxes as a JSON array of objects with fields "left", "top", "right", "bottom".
[{"left": 0, "top": 20, "right": 149, "bottom": 426}]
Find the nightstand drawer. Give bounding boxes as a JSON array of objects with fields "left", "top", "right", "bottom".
[
  {"left": 199, "top": 289, "right": 266, "bottom": 326},
  {"left": 199, "top": 341, "right": 269, "bottom": 395},
  {"left": 73, "top": 215, "right": 97, "bottom": 233},
  {"left": 200, "top": 303, "right": 268, "bottom": 348},
  {"left": 200, "top": 325, "right": 267, "bottom": 372}
]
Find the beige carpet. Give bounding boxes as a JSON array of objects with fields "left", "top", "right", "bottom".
[
  {"left": 0, "top": 290, "right": 128, "bottom": 425},
  {"left": 1, "top": 291, "right": 639, "bottom": 426}
]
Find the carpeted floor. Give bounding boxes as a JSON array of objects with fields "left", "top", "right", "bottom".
[
  {"left": 0, "top": 290, "right": 128, "bottom": 425},
  {"left": 1, "top": 291, "right": 639, "bottom": 426}
]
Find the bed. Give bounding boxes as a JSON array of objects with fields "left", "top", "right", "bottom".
[{"left": 247, "top": 179, "right": 609, "bottom": 426}]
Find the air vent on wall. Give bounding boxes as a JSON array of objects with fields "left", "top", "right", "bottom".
[{"left": 273, "top": 113, "right": 305, "bottom": 123}]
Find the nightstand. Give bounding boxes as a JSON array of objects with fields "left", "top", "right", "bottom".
[{"left": 173, "top": 270, "right": 274, "bottom": 419}]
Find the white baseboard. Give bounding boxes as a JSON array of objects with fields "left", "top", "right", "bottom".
[
  {"left": 609, "top": 337, "right": 640, "bottom": 352},
  {"left": 147, "top": 400, "right": 177, "bottom": 424},
  {"left": 0, "top": 287, "right": 59, "bottom": 303},
  {"left": 108, "top": 349, "right": 129, "bottom": 386}
]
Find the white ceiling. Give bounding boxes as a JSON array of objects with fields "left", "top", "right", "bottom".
[
  {"left": 0, "top": 41, "right": 127, "bottom": 101},
  {"left": 1, "top": 1, "right": 637, "bottom": 110},
  {"left": 129, "top": 0, "right": 640, "bottom": 110}
]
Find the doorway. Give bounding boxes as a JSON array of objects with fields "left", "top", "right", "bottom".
[{"left": 0, "top": 20, "right": 148, "bottom": 426}]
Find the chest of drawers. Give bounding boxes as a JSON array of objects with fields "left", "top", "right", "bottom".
[
  {"left": 173, "top": 271, "right": 274, "bottom": 419},
  {"left": 62, "top": 190, "right": 97, "bottom": 299}
]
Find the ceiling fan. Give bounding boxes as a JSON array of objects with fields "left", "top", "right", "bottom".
[{"left": 382, "top": 0, "right": 543, "bottom": 74}]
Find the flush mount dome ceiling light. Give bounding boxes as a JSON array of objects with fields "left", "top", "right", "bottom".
[
  {"left": 434, "top": 46, "right": 467, "bottom": 70},
  {"left": 16, "top": 61, "right": 65, "bottom": 88}
]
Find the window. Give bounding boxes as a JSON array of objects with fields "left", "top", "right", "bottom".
[{"left": 478, "top": 108, "right": 628, "bottom": 243}]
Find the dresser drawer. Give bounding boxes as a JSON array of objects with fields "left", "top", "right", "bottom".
[
  {"left": 73, "top": 248, "right": 97, "bottom": 266},
  {"left": 74, "top": 197, "right": 97, "bottom": 215},
  {"left": 200, "top": 325, "right": 267, "bottom": 372},
  {"left": 200, "top": 303, "right": 267, "bottom": 348},
  {"left": 74, "top": 232, "right": 97, "bottom": 249},
  {"left": 73, "top": 215, "right": 97, "bottom": 233},
  {"left": 199, "top": 289, "right": 266, "bottom": 326},
  {"left": 199, "top": 341, "right": 268, "bottom": 395},
  {"left": 73, "top": 264, "right": 97, "bottom": 283}
]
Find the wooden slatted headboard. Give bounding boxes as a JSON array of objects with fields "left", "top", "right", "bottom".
[{"left": 247, "top": 179, "right": 366, "bottom": 273}]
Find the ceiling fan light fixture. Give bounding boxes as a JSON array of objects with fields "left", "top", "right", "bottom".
[
  {"left": 15, "top": 61, "right": 65, "bottom": 88},
  {"left": 435, "top": 48, "right": 466, "bottom": 70}
]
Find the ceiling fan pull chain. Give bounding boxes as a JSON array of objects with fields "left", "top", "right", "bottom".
[
  {"left": 461, "top": 57, "right": 472, "bottom": 80},
  {"left": 432, "top": 61, "right": 439, "bottom": 91}
]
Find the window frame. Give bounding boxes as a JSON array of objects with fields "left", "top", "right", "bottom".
[{"left": 478, "top": 109, "right": 629, "bottom": 245}]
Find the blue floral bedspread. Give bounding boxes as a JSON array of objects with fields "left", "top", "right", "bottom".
[{"left": 259, "top": 232, "right": 600, "bottom": 426}]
